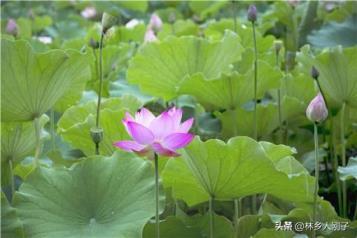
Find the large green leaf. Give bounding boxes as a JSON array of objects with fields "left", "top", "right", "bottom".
[
  {"left": 1, "top": 192, "right": 24, "bottom": 238},
  {"left": 14, "top": 155, "right": 164, "bottom": 238},
  {"left": 297, "top": 46, "right": 357, "bottom": 109},
  {"left": 307, "top": 17, "right": 357, "bottom": 48},
  {"left": 143, "top": 213, "right": 234, "bottom": 238},
  {"left": 338, "top": 157, "right": 357, "bottom": 181},
  {"left": 1, "top": 39, "right": 91, "bottom": 121},
  {"left": 163, "top": 136, "right": 314, "bottom": 206},
  {"left": 1, "top": 115, "right": 49, "bottom": 163},
  {"left": 1, "top": 115, "right": 48, "bottom": 186},
  {"left": 179, "top": 61, "right": 282, "bottom": 110},
  {"left": 216, "top": 97, "right": 304, "bottom": 139},
  {"left": 127, "top": 30, "right": 242, "bottom": 100},
  {"left": 58, "top": 96, "right": 142, "bottom": 156}
]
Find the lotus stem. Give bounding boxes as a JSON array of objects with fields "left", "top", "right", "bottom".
[
  {"left": 94, "top": 32, "right": 105, "bottom": 155},
  {"left": 275, "top": 49, "right": 283, "bottom": 143},
  {"left": 312, "top": 122, "right": 319, "bottom": 238},
  {"left": 9, "top": 158, "right": 15, "bottom": 201},
  {"left": 251, "top": 20, "right": 258, "bottom": 214},
  {"left": 340, "top": 102, "right": 347, "bottom": 218},
  {"left": 232, "top": 0, "right": 237, "bottom": 33},
  {"left": 154, "top": 153, "right": 160, "bottom": 238},
  {"left": 331, "top": 117, "right": 343, "bottom": 215},
  {"left": 34, "top": 117, "right": 41, "bottom": 167},
  {"left": 50, "top": 108, "right": 55, "bottom": 150},
  {"left": 209, "top": 196, "right": 214, "bottom": 238},
  {"left": 234, "top": 198, "right": 240, "bottom": 237}
]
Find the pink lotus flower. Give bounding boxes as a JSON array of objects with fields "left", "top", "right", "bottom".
[
  {"left": 81, "top": 6, "right": 97, "bottom": 19},
  {"left": 144, "top": 28, "right": 157, "bottom": 43},
  {"left": 306, "top": 93, "right": 328, "bottom": 123},
  {"left": 149, "top": 13, "right": 163, "bottom": 32},
  {"left": 114, "top": 107, "right": 194, "bottom": 158},
  {"left": 6, "top": 19, "right": 17, "bottom": 36}
]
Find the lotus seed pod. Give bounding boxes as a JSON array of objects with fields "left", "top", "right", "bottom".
[
  {"left": 101, "top": 12, "right": 117, "bottom": 33},
  {"left": 247, "top": 5, "right": 257, "bottom": 22},
  {"left": 90, "top": 127, "right": 104, "bottom": 144},
  {"left": 311, "top": 66, "right": 319, "bottom": 80},
  {"left": 6, "top": 19, "right": 17, "bottom": 36},
  {"left": 306, "top": 93, "right": 328, "bottom": 123}
]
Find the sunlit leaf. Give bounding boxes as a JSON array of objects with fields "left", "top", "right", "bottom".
[
  {"left": 216, "top": 97, "right": 304, "bottom": 139},
  {"left": 57, "top": 97, "right": 142, "bottom": 156},
  {"left": 297, "top": 46, "right": 357, "bottom": 110},
  {"left": 163, "top": 136, "right": 314, "bottom": 206},
  {"left": 127, "top": 30, "right": 242, "bottom": 100},
  {"left": 179, "top": 61, "right": 281, "bottom": 110},
  {"left": 1, "top": 39, "right": 91, "bottom": 121}
]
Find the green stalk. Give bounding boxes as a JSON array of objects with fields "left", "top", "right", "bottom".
[
  {"left": 154, "top": 153, "right": 160, "bottom": 238},
  {"left": 312, "top": 123, "right": 319, "bottom": 238},
  {"left": 251, "top": 21, "right": 258, "bottom": 214},
  {"left": 234, "top": 198, "right": 239, "bottom": 237},
  {"left": 252, "top": 22, "right": 258, "bottom": 141},
  {"left": 331, "top": 117, "right": 343, "bottom": 215},
  {"left": 94, "top": 32, "right": 105, "bottom": 155},
  {"left": 50, "top": 108, "right": 55, "bottom": 150},
  {"left": 340, "top": 102, "right": 347, "bottom": 218},
  {"left": 232, "top": 0, "right": 237, "bottom": 33},
  {"left": 209, "top": 196, "right": 214, "bottom": 238},
  {"left": 9, "top": 158, "right": 15, "bottom": 201},
  {"left": 33, "top": 117, "right": 41, "bottom": 167},
  {"left": 276, "top": 49, "right": 282, "bottom": 143}
]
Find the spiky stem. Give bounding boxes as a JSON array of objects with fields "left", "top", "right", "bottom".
[
  {"left": 251, "top": 21, "right": 258, "bottom": 214},
  {"left": 9, "top": 158, "right": 15, "bottom": 201},
  {"left": 312, "top": 123, "right": 319, "bottom": 238},
  {"left": 209, "top": 196, "right": 214, "bottom": 238},
  {"left": 33, "top": 117, "right": 41, "bottom": 167},
  {"left": 234, "top": 198, "right": 239, "bottom": 237},
  {"left": 331, "top": 117, "right": 343, "bottom": 215},
  {"left": 94, "top": 32, "right": 105, "bottom": 155},
  {"left": 154, "top": 153, "right": 160, "bottom": 238},
  {"left": 340, "top": 102, "right": 347, "bottom": 218}
]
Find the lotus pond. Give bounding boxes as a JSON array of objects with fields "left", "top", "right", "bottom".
[{"left": 1, "top": 1, "right": 357, "bottom": 238}]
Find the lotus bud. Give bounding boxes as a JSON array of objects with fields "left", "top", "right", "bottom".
[
  {"left": 306, "top": 93, "right": 328, "bottom": 123},
  {"left": 101, "top": 12, "right": 117, "bottom": 34},
  {"left": 311, "top": 66, "right": 319, "bottom": 80},
  {"left": 90, "top": 127, "right": 104, "bottom": 144},
  {"left": 149, "top": 13, "right": 163, "bottom": 32},
  {"left": 247, "top": 5, "right": 257, "bottom": 22},
  {"left": 274, "top": 40, "right": 283, "bottom": 54},
  {"left": 144, "top": 28, "right": 157, "bottom": 43},
  {"left": 89, "top": 38, "right": 99, "bottom": 49},
  {"left": 6, "top": 19, "right": 17, "bottom": 36},
  {"left": 81, "top": 6, "right": 97, "bottom": 19}
]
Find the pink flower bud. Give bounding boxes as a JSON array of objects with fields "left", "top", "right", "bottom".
[
  {"left": 6, "top": 19, "right": 17, "bottom": 36},
  {"left": 81, "top": 7, "right": 97, "bottom": 19},
  {"left": 247, "top": 5, "right": 257, "bottom": 22},
  {"left": 144, "top": 28, "right": 157, "bottom": 43},
  {"left": 149, "top": 13, "right": 163, "bottom": 32},
  {"left": 306, "top": 93, "right": 328, "bottom": 123}
]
